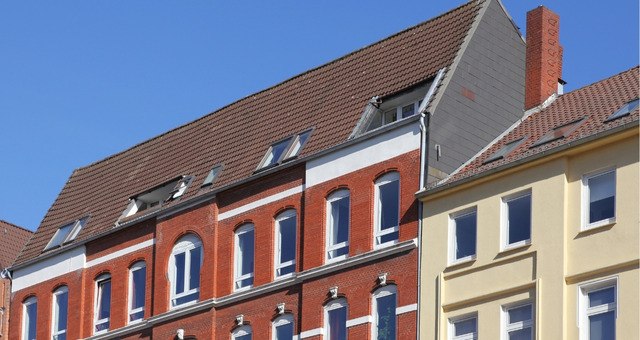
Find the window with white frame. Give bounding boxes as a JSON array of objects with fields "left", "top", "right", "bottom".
[
  {"left": 235, "top": 224, "right": 255, "bottom": 290},
  {"left": 579, "top": 278, "right": 616, "bottom": 340},
  {"left": 169, "top": 234, "right": 202, "bottom": 308},
  {"left": 503, "top": 303, "right": 533, "bottom": 340},
  {"left": 52, "top": 286, "right": 68, "bottom": 340},
  {"left": 275, "top": 210, "right": 297, "bottom": 278},
  {"left": 374, "top": 172, "right": 400, "bottom": 248},
  {"left": 502, "top": 191, "right": 532, "bottom": 249},
  {"left": 372, "top": 285, "right": 397, "bottom": 340},
  {"left": 449, "top": 208, "right": 477, "bottom": 264},
  {"left": 326, "top": 189, "right": 350, "bottom": 262},
  {"left": 325, "top": 299, "right": 348, "bottom": 340},
  {"left": 44, "top": 217, "right": 88, "bottom": 251},
  {"left": 22, "top": 296, "right": 37, "bottom": 340},
  {"left": 272, "top": 314, "right": 294, "bottom": 340},
  {"left": 232, "top": 325, "right": 252, "bottom": 340},
  {"left": 449, "top": 314, "right": 477, "bottom": 340},
  {"left": 582, "top": 169, "right": 616, "bottom": 229},
  {"left": 94, "top": 274, "right": 111, "bottom": 334},
  {"left": 128, "top": 261, "right": 146, "bottom": 323}
]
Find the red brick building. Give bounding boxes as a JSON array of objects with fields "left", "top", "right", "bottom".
[
  {"left": 8, "top": 1, "right": 529, "bottom": 339},
  {"left": 0, "top": 220, "right": 32, "bottom": 339}
]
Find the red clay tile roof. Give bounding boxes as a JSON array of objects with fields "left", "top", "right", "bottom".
[
  {"left": 434, "top": 66, "right": 639, "bottom": 188},
  {"left": 0, "top": 220, "right": 33, "bottom": 268},
  {"left": 15, "top": 1, "right": 482, "bottom": 265}
]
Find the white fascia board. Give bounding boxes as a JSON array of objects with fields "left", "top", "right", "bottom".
[
  {"left": 12, "top": 246, "right": 86, "bottom": 292},
  {"left": 85, "top": 238, "right": 155, "bottom": 268},
  {"left": 218, "top": 185, "right": 304, "bottom": 221}
]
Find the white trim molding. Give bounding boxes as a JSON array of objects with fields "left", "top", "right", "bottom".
[
  {"left": 396, "top": 303, "right": 418, "bottom": 315},
  {"left": 218, "top": 185, "right": 304, "bottom": 221},
  {"left": 299, "top": 327, "right": 324, "bottom": 339},
  {"left": 86, "top": 239, "right": 155, "bottom": 268},
  {"left": 347, "top": 315, "right": 372, "bottom": 327},
  {"left": 12, "top": 246, "right": 86, "bottom": 292}
]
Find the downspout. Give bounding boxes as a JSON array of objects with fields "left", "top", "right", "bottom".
[{"left": 416, "top": 67, "right": 445, "bottom": 340}]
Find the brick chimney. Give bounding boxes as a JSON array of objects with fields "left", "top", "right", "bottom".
[{"left": 525, "top": 6, "right": 563, "bottom": 110}]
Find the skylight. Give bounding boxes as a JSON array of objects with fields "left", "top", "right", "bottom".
[
  {"left": 531, "top": 118, "right": 584, "bottom": 148},
  {"left": 201, "top": 165, "right": 223, "bottom": 187},
  {"left": 482, "top": 137, "right": 526, "bottom": 164},
  {"left": 257, "top": 129, "right": 312, "bottom": 171},
  {"left": 122, "top": 176, "right": 193, "bottom": 218},
  {"left": 260, "top": 138, "right": 292, "bottom": 169},
  {"left": 44, "top": 217, "right": 88, "bottom": 251},
  {"left": 605, "top": 98, "right": 639, "bottom": 122},
  {"left": 284, "top": 129, "right": 312, "bottom": 160}
]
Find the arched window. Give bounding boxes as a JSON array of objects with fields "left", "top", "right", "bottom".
[
  {"left": 128, "top": 261, "right": 146, "bottom": 323},
  {"left": 374, "top": 172, "right": 400, "bottom": 248},
  {"left": 232, "top": 325, "right": 252, "bottom": 340},
  {"left": 234, "top": 224, "right": 255, "bottom": 291},
  {"left": 272, "top": 314, "right": 294, "bottom": 340},
  {"left": 52, "top": 286, "right": 69, "bottom": 339},
  {"left": 22, "top": 296, "right": 37, "bottom": 340},
  {"left": 326, "top": 189, "right": 350, "bottom": 262},
  {"left": 324, "top": 298, "right": 348, "bottom": 340},
  {"left": 94, "top": 273, "right": 111, "bottom": 334},
  {"left": 372, "top": 285, "right": 397, "bottom": 339},
  {"left": 169, "top": 234, "right": 203, "bottom": 308},
  {"left": 274, "top": 210, "right": 297, "bottom": 278}
]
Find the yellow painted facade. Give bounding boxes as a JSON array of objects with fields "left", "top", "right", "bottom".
[{"left": 419, "top": 130, "right": 639, "bottom": 339}]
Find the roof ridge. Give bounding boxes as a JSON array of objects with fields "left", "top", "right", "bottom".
[
  {"left": 558, "top": 65, "right": 640, "bottom": 98},
  {"left": 0, "top": 219, "right": 33, "bottom": 234},
  {"left": 71, "top": 0, "right": 483, "bottom": 173}
]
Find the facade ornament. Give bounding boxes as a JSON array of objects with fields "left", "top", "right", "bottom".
[
  {"left": 235, "top": 314, "right": 244, "bottom": 325},
  {"left": 277, "top": 302, "right": 286, "bottom": 315},
  {"left": 378, "top": 272, "right": 388, "bottom": 286},
  {"left": 329, "top": 286, "right": 338, "bottom": 298}
]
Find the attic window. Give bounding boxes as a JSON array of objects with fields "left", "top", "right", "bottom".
[
  {"left": 482, "top": 137, "right": 526, "bottom": 164},
  {"left": 605, "top": 98, "right": 639, "bottom": 122},
  {"left": 256, "top": 129, "right": 312, "bottom": 171},
  {"left": 201, "top": 165, "right": 223, "bottom": 187},
  {"left": 122, "top": 176, "right": 193, "bottom": 218},
  {"left": 44, "top": 217, "right": 88, "bottom": 251},
  {"left": 530, "top": 118, "right": 585, "bottom": 148},
  {"left": 365, "top": 83, "right": 431, "bottom": 132}
]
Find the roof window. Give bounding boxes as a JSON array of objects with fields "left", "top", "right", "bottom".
[
  {"left": 482, "top": 137, "right": 527, "bottom": 164},
  {"left": 530, "top": 118, "right": 584, "bottom": 148},
  {"left": 605, "top": 98, "right": 639, "bottom": 122},
  {"left": 257, "top": 129, "right": 312, "bottom": 171},
  {"left": 44, "top": 217, "right": 88, "bottom": 251},
  {"left": 201, "top": 165, "right": 223, "bottom": 188},
  {"left": 122, "top": 176, "right": 193, "bottom": 218}
]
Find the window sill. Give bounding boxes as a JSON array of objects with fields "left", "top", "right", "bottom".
[
  {"left": 446, "top": 256, "right": 476, "bottom": 270},
  {"left": 374, "top": 240, "right": 399, "bottom": 250},
  {"left": 582, "top": 218, "right": 616, "bottom": 232},
  {"left": 499, "top": 241, "right": 531, "bottom": 255}
]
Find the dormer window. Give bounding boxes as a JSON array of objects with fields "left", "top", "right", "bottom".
[
  {"left": 44, "top": 217, "right": 88, "bottom": 251},
  {"left": 256, "top": 129, "right": 312, "bottom": 171},
  {"left": 122, "top": 176, "right": 193, "bottom": 218},
  {"left": 605, "top": 98, "right": 638, "bottom": 122},
  {"left": 364, "top": 82, "right": 431, "bottom": 132}
]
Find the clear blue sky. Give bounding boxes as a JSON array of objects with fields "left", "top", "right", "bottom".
[{"left": 1, "top": 0, "right": 637, "bottom": 231}]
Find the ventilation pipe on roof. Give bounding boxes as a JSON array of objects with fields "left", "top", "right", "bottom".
[{"left": 525, "top": 6, "right": 564, "bottom": 110}]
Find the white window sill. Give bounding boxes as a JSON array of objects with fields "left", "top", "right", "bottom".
[
  {"left": 234, "top": 285, "right": 253, "bottom": 293},
  {"left": 326, "top": 254, "right": 348, "bottom": 263},
  {"left": 374, "top": 240, "right": 398, "bottom": 250},
  {"left": 447, "top": 255, "right": 476, "bottom": 269},
  {"left": 500, "top": 240, "right": 531, "bottom": 254},
  {"left": 582, "top": 218, "right": 616, "bottom": 233}
]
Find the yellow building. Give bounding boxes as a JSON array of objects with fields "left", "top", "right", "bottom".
[{"left": 417, "top": 66, "right": 639, "bottom": 340}]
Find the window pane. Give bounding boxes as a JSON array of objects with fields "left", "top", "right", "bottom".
[
  {"left": 189, "top": 247, "right": 201, "bottom": 290},
  {"left": 25, "top": 301, "right": 37, "bottom": 340},
  {"left": 54, "top": 290, "right": 69, "bottom": 333},
  {"left": 589, "top": 172, "right": 615, "bottom": 223},
  {"left": 508, "top": 305, "right": 532, "bottom": 323},
  {"left": 401, "top": 103, "right": 415, "bottom": 118},
  {"left": 279, "top": 217, "right": 296, "bottom": 264},
  {"left": 55, "top": 334, "right": 67, "bottom": 340},
  {"left": 376, "top": 294, "right": 397, "bottom": 340},
  {"left": 589, "top": 311, "right": 615, "bottom": 340},
  {"left": 379, "top": 231, "right": 399, "bottom": 244},
  {"left": 589, "top": 287, "right": 615, "bottom": 307},
  {"left": 131, "top": 267, "right": 146, "bottom": 311},
  {"left": 508, "top": 328, "right": 532, "bottom": 340},
  {"left": 97, "top": 280, "right": 111, "bottom": 320},
  {"left": 239, "top": 230, "right": 255, "bottom": 276},
  {"left": 328, "top": 307, "right": 347, "bottom": 340},
  {"left": 264, "top": 139, "right": 291, "bottom": 167},
  {"left": 455, "top": 213, "right": 476, "bottom": 259},
  {"left": 129, "top": 311, "right": 144, "bottom": 322},
  {"left": 379, "top": 180, "right": 399, "bottom": 231},
  {"left": 236, "top": 334, "right": 252, "bottom": 340},
  {"left": 175, "top": 291, "right": 199, "bottom": 305},
  {"left": 508, "top": 195, "right": 531, "bottom": 244},
  {"left": 331, "top": 196, "right": 350, "bottom": 244},
  {"left": 275, "top": 322, "right": 294, "bottom": 340},
  {"left": 47, "top": 223, "right": 73, "bottom": 249},
  {"left": 175, "top": 252, "right": 186, "bottom": 294},
  {"left": 454, "top": 318, "right": 476, "bottom": 336}
]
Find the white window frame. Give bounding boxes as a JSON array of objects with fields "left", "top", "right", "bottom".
[
  {"left": 501, "top": 190, "right": 532, "bottom": 250},
  {"left": 128, "top": 261, "right": 146, "bottom": 323},
  {"left": 502, "top": 302, "right": 534, "bottom": 340},
  {"left": 374, "top": 172, "right": 401, "bottom": 249},
  {"left": 326, "top": 189, "right": 350, "bottom": 263},
  {"left": 93, "top": 274, "right": 111, "bottom": 335},
  {"left": 578, "top": 277, "right": 617, "bottom": 340},
  {"left": 232, "top": 325, "right": 252, "bottom": 340},
  {"left": 51, "top": 286, "right": 68, "bottom": 340},
  {"left": 274, "top": 210, "right": 297, "bottom": 279},
  {"left": 324, "top": 298, "right": 348, "bottom": 340},
  {"left": 22, "top": 296, "right": 37, "bottom": 340},
  {"left": 448, "top": 313, "right": 477, "bottom": 340},
  {"left": 581, "top": 169, "right": 616, "bottom": 230},
  {"left": 372, "top": 285, "right": 397, "bottom": 340},
  {"left": 168, "top": 234, "right": 203, "bottom": 308},
  {"left": 272, "top": 314, "right": 295, "bottom": 340},
  {"left": 448, "top": 207, "right": 477, "bottom": 265},
  {"left": 234, "top": 224, "right": 255, "bottom": 291}
]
